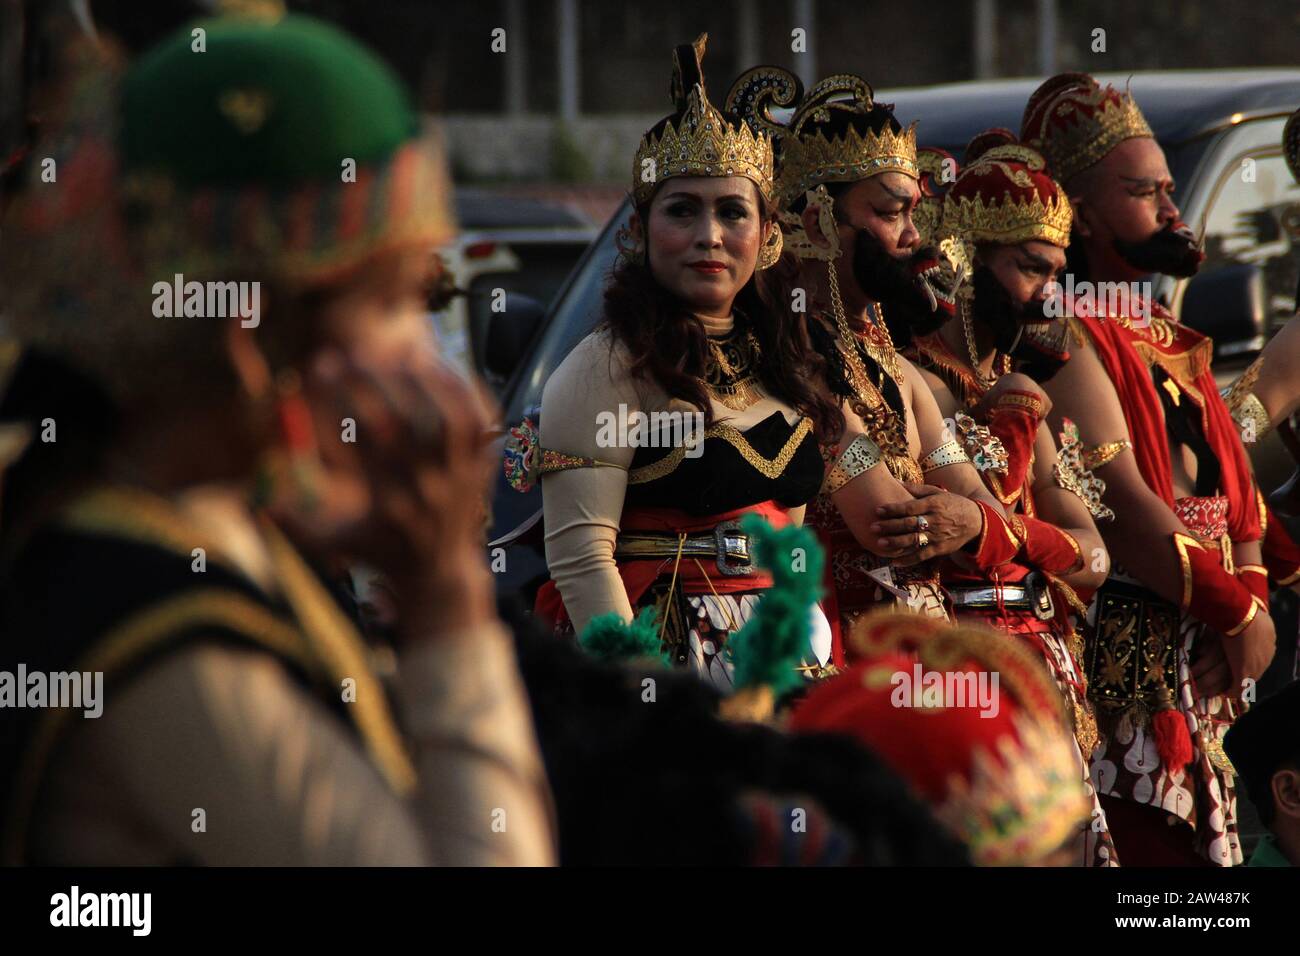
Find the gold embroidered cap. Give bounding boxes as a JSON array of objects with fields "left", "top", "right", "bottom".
[
  {"left": 631, "top": 34, "right": 775, "bottom": 206},
  {"left": 727, "top": 69, "right": 918, "bottom": 209},
  {"left": 1020, "top": 72, "right": 1154, "bottom": 185},
  {"left": 790, "top": 612, "right": 1092, "bottom": 866}
]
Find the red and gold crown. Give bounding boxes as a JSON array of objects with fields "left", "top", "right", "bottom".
[
  {"left": 631, "top": 34, "right": 775, "bottom": 206},
  {"left": 940, "top": 129, "right": 1073, "bottom": 248},
  {"left": 789, "top": 612, "right": 1090, "bottom": 866},
  {"left": 1020, "top": 73, "right": 1154, "bottom": 185}
]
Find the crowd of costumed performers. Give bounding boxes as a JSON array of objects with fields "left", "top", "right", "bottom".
[
  {"left": 502, "top": 35, "right": 1300, "bottom": 868},
  {"left": 4, "top": 5, "right": 1300, "bottom": 868}
]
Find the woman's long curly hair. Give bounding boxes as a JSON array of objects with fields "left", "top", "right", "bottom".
[{"left": 601, "top": 193, "right": 843, "bottom": 440}]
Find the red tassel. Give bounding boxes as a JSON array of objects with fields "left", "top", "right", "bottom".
[{"left": 1152, "top": 707, "right": 1193, "bottom": 771}]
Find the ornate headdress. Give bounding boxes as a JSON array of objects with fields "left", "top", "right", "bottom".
[
  {"left": 631, "top": 35, "right": 775, "bottom": 207},
  {"left": 940, "top": 129, "right": 1073, "bottom": 249},
  {"left": 1020, "top": 72, "right": 1154, "bottom": 185},
  {"left": 726, "top": 69, "right": 918, "bottom": 210},
  {"left": 789, "top": 612, "right": 1090, "bottom": 866}
]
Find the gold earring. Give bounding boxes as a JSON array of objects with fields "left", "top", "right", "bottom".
[
  {"left": 756, "top": 225, "right": 784, "bottom": 270},
  {"left": 615, "top": 222, "right": 646, "bottom": 266}
]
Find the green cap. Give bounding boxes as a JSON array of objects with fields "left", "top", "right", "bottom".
[{"left": 122, "top": 12, "right": 417, "bottom": 188}]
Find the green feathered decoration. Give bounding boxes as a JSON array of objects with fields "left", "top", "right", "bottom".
[
  {"left": 578, "top": 605, "right": 671, "bottom": 665},
  {"left": 728, "top": 514, "right": 824, "bottom": 698}
]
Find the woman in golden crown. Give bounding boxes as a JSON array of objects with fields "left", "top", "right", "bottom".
[
  {"left": 724, "top": 69, "right": 1017, "bottom": 664},
  {"left": 521, "top": 37, "right": 839, "bottom": 688}
]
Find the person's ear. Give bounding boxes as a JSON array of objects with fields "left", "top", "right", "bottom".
[
  {"left": 1070, "top": 195, "right": 1094, "bottom": 238},
  {"left": 801, "top": 202, "right": 832, "bottom": 250},
  {"left": 1273, "top": 767, "right": 1300, "bottom": 820},
  {"left": 628, "top": 210, "right": 645, "bottom": 245},
  {"left": 225, "top": 319, "right": 273, "bottom": 403}
]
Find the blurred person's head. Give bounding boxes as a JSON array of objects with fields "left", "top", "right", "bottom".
[
  {"left": 1021, "top": 73, "right": 1201, "bottom": 286},
  {"left": 789, "top": 612, "right": 1093, "bottom": 866},
  {"left": 1224, "top": 681, "right": 1300, "bottom": 865},
  {"left": 0, "top": 9, "right": 453, "bottom": 516}
]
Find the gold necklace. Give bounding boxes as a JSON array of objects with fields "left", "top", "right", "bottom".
[
  {"left": 961, "top": 300, "right": 1010, "bottom": 393},
  {"left": 826, "top": 261, "right": 902, "bottom": 409},
  {"left": 705, "top": 323, "right": 764, "bottom": 411}
]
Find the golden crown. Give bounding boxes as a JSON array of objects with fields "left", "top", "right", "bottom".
[
  {"left": 1023, "top": 80, "right": 1153, "bottom": 184},
  {"left": 941, "top": 145, "right": 1073, "bottom": 247},
  {"left": 777, "top": 75, "right": 918, "bottom": 207},
  {"left": 631, "top": 35, "right": 775, "bottom": 206}
]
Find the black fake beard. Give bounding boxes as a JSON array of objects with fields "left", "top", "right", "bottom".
[
  {"left": 850, "top": 230, "right": 947, "bottom": 343},
  {"left": 1113, "top": 221, "right": 1203, "bottom": 278},
  {"left": 968, "top": 266, "right": 1056, "bottom": 354}
]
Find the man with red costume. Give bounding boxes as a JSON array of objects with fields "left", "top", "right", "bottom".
[
  {"left": 1021, "top": 73, "right": 1277, "bottom": 866},
  {"left": 905, "top": 131, "right": 1114, "bottom": 864}
]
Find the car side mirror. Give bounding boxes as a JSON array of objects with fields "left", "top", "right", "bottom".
[
  {"left": 1180, "top": 262, "right": 1266, "bottom": 359},
  {"left": 483, "top": 292, "right": 546, "bottom": 385}
]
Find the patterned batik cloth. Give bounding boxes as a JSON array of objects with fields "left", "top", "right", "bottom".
[
  {"left": 806, "top": 443, "right": 952, "bottom": 650},
  {"left": 554, "top": 584, "right": 834, "bottom": 691},
  {"left": 953, "top": 604, "right": 1118, "bottom": 867},
  {"left": 1085, "top": 495, "right": 1244, "bottom": 867}
]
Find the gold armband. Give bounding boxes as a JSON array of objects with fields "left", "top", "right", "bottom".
[
  {"left": 1221, "top": 357, "right": 1272, "bottom": 440},
  {"left": 821, "top": 433, "right": 884, "bottom": 495},
  {"left": 1081, "top": 439, "right": 1131, "bottom": 471},
  {"left": 918, "top": 438, "right": 970, "bottom": 474}
]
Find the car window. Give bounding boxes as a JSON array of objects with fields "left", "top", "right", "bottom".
[
  {"left": 1193, "top": 120, "right": 1300, "bottom": 332},
  {"left": 502, "top": 204, "right": 624, "bottom": 423}
]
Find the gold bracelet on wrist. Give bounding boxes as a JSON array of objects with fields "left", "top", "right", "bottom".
[{"left": 821, "top": 433, "right": 884, "bottom": 495}]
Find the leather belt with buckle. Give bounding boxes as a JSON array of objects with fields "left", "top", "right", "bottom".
[
  {"left": 948, "top": 572, "right": 1056, "bottom": 621},
  {"left": 613, "top": 519, "right": 755, "bottom": 576}
]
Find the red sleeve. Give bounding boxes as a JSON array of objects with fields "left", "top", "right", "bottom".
[{"left": 984, "top": 390, "right": 1045, "bottom": 506}]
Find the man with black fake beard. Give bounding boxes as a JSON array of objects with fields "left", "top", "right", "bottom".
[
  {"left": 1022, "top": 72, "right": 1276, "bottom": 867},
  {"left": 724, "top": 68, "right": 1018, "bottom": 654},
  {"left": 904, "top": 134, "right": 1115, "bottom": 865}
]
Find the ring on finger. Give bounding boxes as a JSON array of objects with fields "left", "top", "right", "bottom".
[
  {"left": 916, "top": 531, "right": 929, "bottom": 550},
  {"left": 916, "top": 514, "right": 930, "bottom": 532}
]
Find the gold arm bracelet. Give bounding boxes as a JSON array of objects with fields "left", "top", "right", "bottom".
[{"left": 821, "top": 433, "right": 884, "bottom": 495}]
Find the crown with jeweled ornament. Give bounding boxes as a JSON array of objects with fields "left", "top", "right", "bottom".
[
  {"left": 940, "top": 131, "right": 1073, "bottom": 249},
  {"left": 631, "top": 34, "right": 775, "bottom": 207},
  {"left": 727, "top": 69, "right": 917, "bottom": 209},
  {"left": 1020, "top": 72, "right": 1154, "bottom": 185}
]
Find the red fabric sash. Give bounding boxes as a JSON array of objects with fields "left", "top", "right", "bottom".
[
  {"left": 533, "top": 501, "right": 791, "bottom": 632},
  {"left": 1074, "top": 302, "right": 1260, "bottom": 543}
]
